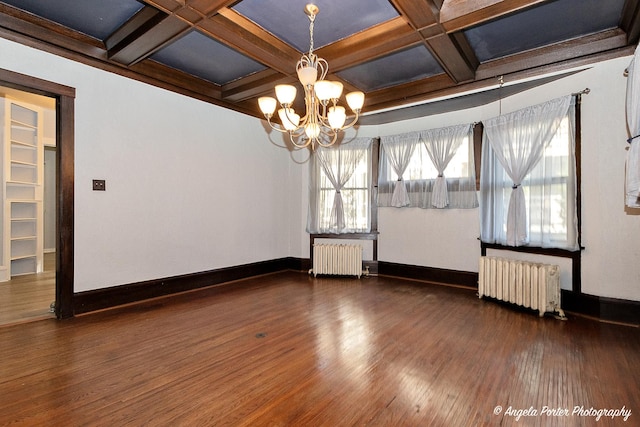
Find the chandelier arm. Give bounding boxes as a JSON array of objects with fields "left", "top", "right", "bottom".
[
  {"left": 316, "top": 58, "right": 328, "bottom": 81},
  {"left": 319, "top": 102, "right": 328, "bottom": 121},
  {"left": 298, "top": 95, "right": 313, "bottom": 124},
  {"left": 265, "top": 116, "right": 289, "bottom": 134},
  {"left": 281, "top": 106, "right": 303, "bottom": 131},
  {"left": 313, "top": 128, "right": 338, "bottom": 148},
  {"left": 291, "top": 127, "right": 307, "bottom": 138},
  {"left": 289, "top": 132, "right": 312, "bottom": 148},
  {"left": 339, "top": 111, "right": 361, "bottom": 130}
]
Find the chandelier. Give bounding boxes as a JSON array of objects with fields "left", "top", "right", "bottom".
[{"left": 257, "top": 4, "right": 365, "bottom": 149}]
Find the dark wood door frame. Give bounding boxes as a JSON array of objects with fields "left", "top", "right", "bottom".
[{"left": 1, "top": 68, "right": 75, "bottom": 319}]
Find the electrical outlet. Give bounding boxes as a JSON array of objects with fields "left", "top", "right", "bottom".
[{"left": 92, "top": 179, "right": 106, "bottom": 191}]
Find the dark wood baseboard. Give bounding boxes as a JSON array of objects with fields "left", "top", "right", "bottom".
[
  {"left": 378, "top": 261, "right": 478, "bottom": 289},
  {"left": 562, "top": 290, "right": 640, "bottom": 326},
  {"left": 74, "top": 257, "right": 639, "bottom": 326},
  {"left": 378, "top": 261, "right": 639, "bottom": 326},
  {"left": 74, "top": 257, "right": 305, "bottom": 315}
]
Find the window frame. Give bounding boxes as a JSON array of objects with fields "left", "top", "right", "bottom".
[
  {"left": 479, "top": 94, "right": 584, "bottom": 293},
  {"left": 309, "top": 139, "right": 377, "bottom": 235}
]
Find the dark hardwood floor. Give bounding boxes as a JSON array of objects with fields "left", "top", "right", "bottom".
[
  {"left": 0, "top": 272, "right": 638, "bottom": 426},
  {"left": 0, "top": 252, "right": 55, "bottom": 326}
]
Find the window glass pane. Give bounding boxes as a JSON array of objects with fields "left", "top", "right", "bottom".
[
  {"left": 483, "top": 110, "right": 576, "bottom": 249},
  {"left": 382, "top": 137, "right": 471, "bottom": 182},
  {"left": 525, "top": 117, "right": 570, "bottom": 244},
  {"left": 317, "top": 147, "right": 370, "bottom": 232}
]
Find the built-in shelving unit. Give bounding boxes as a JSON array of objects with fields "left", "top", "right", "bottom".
[{"left": 1, "top": 97, "right": 43, "bottom": 280}]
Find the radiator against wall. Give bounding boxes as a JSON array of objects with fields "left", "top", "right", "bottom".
[
  {"left": 478, "top": 256, "right": 566, "bottom": 319},
  {"left": 311, "top": 244, "right": 363, "bottom": 278}
]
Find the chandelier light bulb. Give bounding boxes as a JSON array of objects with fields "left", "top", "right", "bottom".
[
  {"left": 305, "top": 122, "right": 321, "bottom": 139},
  {"left": 346, "top": 91, "right": 365, "bottom": 112},
  {"left": 314, "top": 80, "right": 333, "bottom": 102},
  {"left": 329, "top": 82, "right": 343, "bottom": 100},
  {"left": 275, "top": 84, "right": 297, "bottom": 105},
  {"left": 258, "top": 97, "right": 277, "bottom": 116},
  {"left": 278, "top": 108, "right": 300, "bottom": 131},
  {"left": 297, "top": 66, "right": 318, "bottom": 87},
  {"left": 328, "top": 106, "right": 346, "bottom": 129}
]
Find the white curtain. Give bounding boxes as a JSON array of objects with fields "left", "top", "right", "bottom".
[
  {"left": 481, "top": 95, "right": 572, "bottom": 246},
  {"left": 307, "top": 138, "right": 372, "bottom": 234},
  {"left": 378, "top": 125, "right": 478, "bottom": 209},
  {"left": 420, "top": 124, "right": 473, "bottom": 208},
  {"left": 380, "top": 133, "right": 417, "bottom": 207},
  {"left": 626, "top": 44, "right": 640, "bottom": 208}
]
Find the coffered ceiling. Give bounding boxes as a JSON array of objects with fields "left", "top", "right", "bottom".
[{"left": 0, "top": 0, "right": 638, "bottom": 125}]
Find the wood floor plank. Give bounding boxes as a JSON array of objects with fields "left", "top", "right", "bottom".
[
  {"left": 0, "top": 272, "right": 638, "bottom": 426},
  {"left": 0, "top": 252, "right": 55, "bottom": 326}
]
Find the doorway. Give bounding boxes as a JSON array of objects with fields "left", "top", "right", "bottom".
[
  {"left": 0, "top": 68, "right": 75, "bottom": 322},
  {"left": 0, "top": 87, "right": 56, "bottom": 325}
]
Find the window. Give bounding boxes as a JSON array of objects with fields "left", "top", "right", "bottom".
[
  {"left": 378, "top": 124, "right": 478, "bottom": 209},
  {"left": 307, "top": 138, "right": 372, "bottom": 234},
  {"left": 380, "top": 136, "right": 471, "bottom": 180},
  {"left": 480, "top": 95, "right": 579, "bottom": 250}
]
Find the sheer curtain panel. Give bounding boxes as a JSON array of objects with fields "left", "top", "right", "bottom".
[
  {"left": 380, "top": 133, "right": 417, "bottom": 207},
  {"left": 480, "top": 95, "right": 578, "bottom": 249},
  {"left": 626, "top": 44, "right": 640, "bottom": 208},
  {"left": 307, "top": 138, "right": 372, "bottom": 234},
  {"left": 420, "top": 123, "right": 473, "bottom": 208},
  {"left": 378, "top": 124, "right": 478, "bottom": 209}
]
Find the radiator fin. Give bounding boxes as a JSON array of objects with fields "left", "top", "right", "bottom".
[
  {"left": 478, "top": 256, "right": 565, "bottom": 318},
  {"left": 312, "top": 244, "right": 363, "bottom": 278}
]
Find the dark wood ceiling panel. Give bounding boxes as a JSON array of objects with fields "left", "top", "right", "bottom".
[
  {"left": 186, "top": 0, "right": 237, "bottom": 17},
  {"left": 388, "top": 0, "right": 439, "bottom": 30},
  {"left": 132, "top": 59, "right": 223, "bottom": 100},
  {"left": 108, "top": 13, "right": 191, "bottom": 65},
  {"left": 222, "top": 69, "right": 293, "bottom": 102},
  {"left": 475, "top": 28, "right": 629, "bottom": 80},
  {"left": 106, "top": 6, "right": 164, "bottom": 51},
  {"left": 142, "top": 0, "right": 185, "bottom": 14},
  {"left": 621, "top": 0, "right": 640, "bottom": 44},
  {"left": 391, "top": 0, "right": 477, "bottom": 87},
  {"left": 200, "top": 9, "right": 301, "bottom": 76},
  {"left": 439, "top": 0, "right": 547, "bottom": 32},
  {"left": 424, "top": 34, "right": 475, "bottom": 83},
  {"left": 175, "top": 6, "right": 203, "bottom": 23},
  {"left": 0, "top": 0, "right": 636, "bottom": 124},
  {"left": 315, "top": 18, "right": 421, "bottom": 71},
  {"left": 363, "top": 73, "right": 455, "bottom": 111},
  {"left": 0, "top": 3, "right": 105, "bottom": 56}
]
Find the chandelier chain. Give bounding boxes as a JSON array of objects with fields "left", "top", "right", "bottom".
[{"left": 308, "top": 12, "right": 315, "bottom": 56}]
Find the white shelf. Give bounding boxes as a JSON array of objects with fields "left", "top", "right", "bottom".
[
  {"left": 11, "top": 257, "right": 37, "bottom": 276},
  {"left": 11, "top": 238, "right": 36, "bottom": 258},
  {"left": 11, "top": 236, "right": 37, "bottom": 241},
  {"left": 10, "top": 138, "right": 36, "bottom": 147},
  {"left": 11, "top": 253, "right": 36, "bottom": 261},
  {"left": 11, "top": 223, "right": 36, "bottom": 239},
  {"left": 10, "top": 128, "right": 37, "bottom": 146},
  {"left": 2, "top": 98, "right": 43, "bottom": 279},
  {"left": 6, "top": 185, "right": 36, "bottom": 200},
  {"left": 10, "top": 144, "right": 37, "bottom": 164}
]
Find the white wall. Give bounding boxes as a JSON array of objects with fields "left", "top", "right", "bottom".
[
  {"left": 2, "top": 38, "right": 638, "bottom": 302},
  {"left": 0, "top": 38, "right": 297, "bottom": 292},
  {"left": 358, "top": 57, "right": 640, "bottom": 301}
]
